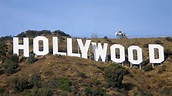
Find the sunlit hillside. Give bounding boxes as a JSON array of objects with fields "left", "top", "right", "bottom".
[{"left": 0, "top": 30, "right": 172, "bottom": 96}]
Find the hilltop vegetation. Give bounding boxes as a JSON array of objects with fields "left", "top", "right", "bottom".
[
  {"left": 0, "top": 30, "right": 172, "bottom": 96},
  {"left": 17, "top": 30, "right": 71, "bottom": 37}
]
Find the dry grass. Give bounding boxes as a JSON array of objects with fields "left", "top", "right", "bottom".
[{"left": 0, "top": 36, "right": 172, "bottom": 95}]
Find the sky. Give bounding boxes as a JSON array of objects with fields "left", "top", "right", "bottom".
[{"left": 0, "top": 0, "right": 172, "bottom": 38}]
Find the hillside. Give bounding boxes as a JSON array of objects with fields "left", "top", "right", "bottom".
[{"left": 0, "top": 30, "right": 172, "bottom": 96}]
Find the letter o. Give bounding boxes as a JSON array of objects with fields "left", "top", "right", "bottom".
[
  {"left": 33, "top": 36, "right": 49, "bottom": 56},
  {"left": 128, "top": 46, "right": 143, "bottom": 64}
]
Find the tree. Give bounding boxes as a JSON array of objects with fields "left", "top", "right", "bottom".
[
  {"left": 3, "top": 60, "right": 19, "bottom": 75},
  {"left": 104, "top": 64, "right": 129, "bottom": 88},
  {"left": 2, "top": 54, "right": 19, "bottom": 75},
  {"left": 17, "top": 32, "right": 26, "bottom": 37},
  {"left": 0, "top": 42, "right": 7, "bottom": 62},
  {"left": 9, "top": 54, "right": 19, "bottom": 63},
  {"left": 53, "top": 30, "right": 71, "bottom": 37}
]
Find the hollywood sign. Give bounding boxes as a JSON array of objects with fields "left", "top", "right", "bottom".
[{"left": 13, "top": 36, "right": 164, "bottom": 65}]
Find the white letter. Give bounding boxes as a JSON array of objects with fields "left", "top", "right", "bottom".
[
  {"left": 128, "top": 46, "right": 143, "bottom": 64},
  {"left": 33, "top": 36, "right": 49, "bottom": 56},
  {"left": 149, "top": 44, "right": 164, "bottom": 63},
  {"left": 110, "top": 44, "right": 125, "bottom": 63},
  {"left": 13, "top": 37, "right": 29, "bottom": 57},
  {"left": 67, "top": 38, "right": 80, "bottom": 57},
  {"left": 92, "top": 42, "right": 108, "bottom": 62},
  {"left": 53, "top": 37, "right": 66, "bottom": 56},
  {"left": 77, "top": 39, "right": 91, "bottom": 59}
]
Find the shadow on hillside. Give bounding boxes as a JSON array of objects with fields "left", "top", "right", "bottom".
[
  {"left": 123, "top": 83, "right": 136, "bottom": 91},
  {"left": 0, "top": 70, "right": 4, "bottom": 75}
]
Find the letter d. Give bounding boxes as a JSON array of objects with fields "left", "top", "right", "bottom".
[{"left": 149, "top": 44, "right": 164, "bottom": 63}]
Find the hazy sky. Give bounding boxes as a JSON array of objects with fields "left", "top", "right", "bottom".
[{"left": 0, "top": 0, "right": 172, "bottom": 38}]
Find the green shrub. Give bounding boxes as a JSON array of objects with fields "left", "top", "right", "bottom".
[
  {"left": 30, "top": 72, "right": 41, "bottom": 88},
  {"left": 158, "top": 80, "right": 167, "bottom": 88},
  {"left": 28, "top": 53, "right": 37, "bottom": 64},
  {"left": 85, "top": 87, "right": 107, "bottom": 96},
  {"left": 57, "top": 78, "right": 72, "bottom": 91},
  {"left": 47, "top": 77, "right": 72, "bottom": 92},
  {"left": 97, "top": 66, "right": 105, "bottom": 71},
  {"left": 157, "top": 65, "right": 166, "bottom": 74},
  {"left": 0, "top": 36, "right": 12, "bottom": 42},
  {"left": 9, "top": 54, "right": 19, "bottom": 63},
  {"left": 2, "top": 60, "right": 19, "bottom": 75},
  {"left": 59, "top": 91, "right": 71, "bottom": 96},
  {"left": 85, "top": 79, "right": 101, "bottom": 88},
  {"left": 53, "top": 30, "right": 71, "bottom": 37},
  {"left": 90, "top": 79, "right": 101, "bottom": 87},
  {"left": 165, "top": 37, "right": 172, "bottom": 42},
  {"left": 142, "top": 59, "right": 149, "bottom": 66},
  {"left": 104, "top": 64, "right": 129, "bottom": 88},
  {"left": 164, "top": 49, "right": 172, "bottom": 58},
  {"left": 142, "top": 90, "right": 153, "bottom": 96},
  {"left": 0, "top": 86, "right": 5, "bottom": 93},
  {"left": 159, "top": 86, "right": 172, "bottom": 95},
  {"left": 0, "top": 48, "right": 6, "bottom": 62},
  {"left": 143, "top": 64, "right": 153, "bottom": 71},
  {"left": 10, "top": 77, "right": 29, "bottom": 92},
  {"left": 142, "top": 44, "right": 148, "bottom": 48},
  {"left": 1, "top": 54, "right": 19, "bottom": 75},
  {"left": 37, "top": 88, "right": 53, "bottom": 96},
  {"left": 103, "top": 36, "right": 108, "bottom": 39}
]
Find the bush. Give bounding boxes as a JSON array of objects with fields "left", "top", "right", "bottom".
[
  {"left": 143, "top": 64, "right": 153, "bottom": 71},
  {"left": 142, "top": 59, "right": 149, "bottom": 66},
  {"left": 157, "top": 65, "right": 166, "bottom": 74},
  {"left": 165, "top": 37, "right": 172, "bottom": 42},
  {"left": 159, "top": 86, "right": 172, "bottom": 95},
  {"left": 10, "top": 77, "right": 29, "bottom": 92},
  {"left": 18, "top": 30, "right": 52, "bottom": 37},
  {"left": 30, "top": 72, "right": 41, "bottom": 88},
  {"left": 0, "top": 49, "right": 6, "bottom": 61},
  {"left": 103, "top": 36, "right": 108, "bottom": 39},
  {"left": 97, "top": 66, "right": 105, "bottom": 71},
  {"left": 104, "top": 64, "right": 129, "bottom": 88},
  {"left": 1, "top": 54, "right": 19, "bottom": 75},
  {"left": 2, "top": 60, "right": 19, "bottom": 75},
  {"left": 17, "top": 32, "right": 26, "bottom": 37},
  {"left": 90, "top": 79, "right": 101, "bottom": 87},
  {"left": 85, "top": 87, "right": 107, "bottom": 96},
  {"left": 142, "top": 44, "right": 148, "bottom": 48},
  {"left": 153, "top": 40, "right": 163, "bottom": 44},
  {"left": 37, "top": 88, "right": 53, "bottom": 96},
  {"left": 9, "top": 54, "right": 19, "bottom": 63},
  {"left": 142, "top": 90, "right": 153, "bottom": 96},
  {"left": 47, "top": 77, "right": 72, "bottom": 92},
  {"left": 53, "top": 30, "right": 71, "bottom": 37},
  {"left": 0, "top": 42, "right": 7, "bottom": 62},
  {"left": 0, "top": 86, "right": 5, "bottom": 93},
  {"left": 28, "top": 53, "right": 37, "bottom": 64},
  {"left": 0, "top": 36, "right": 12, "bottom": 42},
  {"left": 164, "top": 49, "right": 172, "bottom": 59}
]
